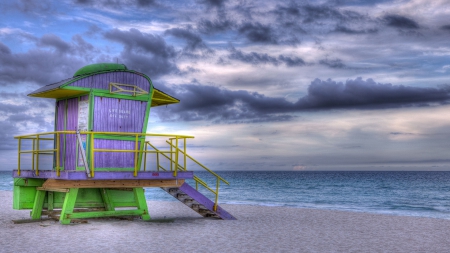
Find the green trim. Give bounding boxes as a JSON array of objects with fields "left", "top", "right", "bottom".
[
  {"left": 138, "top": 85, "right": 153, "bottom": 170},
  {"left": 74, "top": 63, "right": 127, "bottom": 77},
  {"left": 91, "top": 90, "right": 150, "bottom": 101},
  {"left": 94, "top": 134, "right": 145, "bottom": 141},
  {"left": 60, "top": 69, "right": 154, "bottom": 90},
  {"left": 55, "top": 92, "right": 89, "bottom": 102}
]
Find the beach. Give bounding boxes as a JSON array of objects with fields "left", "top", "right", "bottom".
[{"left": 1, "top": 191, "right": 449, "bottom": 252}]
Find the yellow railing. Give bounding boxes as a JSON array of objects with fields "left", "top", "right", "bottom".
[{"left": 15, "top": 131, "right": 229, "bottom": 211}]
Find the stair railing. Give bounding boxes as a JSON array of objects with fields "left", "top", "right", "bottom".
[{"left": 145, "top": 140, "right": 230, "bottom": 211}]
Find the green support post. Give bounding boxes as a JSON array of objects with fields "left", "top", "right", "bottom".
[
  {"left": 100, "top": 188, "right": 114, "bottom": 211},
  {"left": 133, "top": 188, "right": 150, "bottom": 221},
  {"left": 60, "top": 188, "right": 79, "bottom": 224},
  {"left": 48, "top": 191, "right": 54, "bottom": 211},
  {"left": 31, "top": 190, "right": 46, "bottom": 220}
]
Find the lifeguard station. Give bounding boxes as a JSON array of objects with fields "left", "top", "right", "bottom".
[{"left": 12, "top": 63, "right": 235, "bottom": 224}]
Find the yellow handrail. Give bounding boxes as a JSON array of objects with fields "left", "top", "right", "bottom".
[{"left": 15, "top": 131, "right": 229, "bottom": 211}]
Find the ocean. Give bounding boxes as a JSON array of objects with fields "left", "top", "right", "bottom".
[{"left": 2, "top": 170, "right": 450, "bottom": 220}]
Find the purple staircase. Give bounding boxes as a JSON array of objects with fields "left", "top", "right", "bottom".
[{"left": 161, "top": 182, "right": 236, "bottom": 220}]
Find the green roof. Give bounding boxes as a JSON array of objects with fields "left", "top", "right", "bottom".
[{"left": 73, "top": 63, "right": 127, "bottom": 77}]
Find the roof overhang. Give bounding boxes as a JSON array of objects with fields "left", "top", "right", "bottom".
[{"left": 151, "top": 88, "right": 179, "bottom": 107}]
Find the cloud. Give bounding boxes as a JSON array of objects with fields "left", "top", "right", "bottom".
[
  {"left": 165, "top": 28, "right": 210, "bottom": 52},
  {"left": 319, "top": 58, "right": 346, "bottom": 69},
  {"left": 197, "top": 19, "right": 235, "bottom": 34},
  {"left": 238, "top": 22, "right": 277, "bottom": 44},
  {"left": 382, "top": 15, "right": 419, "bottom": 29},
  {"left": 0, "top": 39, "right": 86, "bottom": 86},
  {"left": 295, "top": 78, "right": 450, "bottom": 109},
  {"left": 227, "top": 46, "right": 305, "bottom": 67},
  {"left": 153, "top": 78, "right": 450, "bottom": 123},
  {"left": 440, "top": 25, "right": 450, "bottom": 31},
  {"left": 73, "top": 0, "right": 158, "bottom": 8},
  {"left": 103, "top": 28, "right": 178, "bottom": 77},
  {"left": 197, "top": 0, "right": 227, "bottom": 8}
]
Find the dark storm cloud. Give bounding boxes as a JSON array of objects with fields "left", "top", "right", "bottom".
[
  {"left": 295, "top": 78, "right": 450, "bottom": 109},
  {"left": 440, "top": 25, "right": 450, "bottom": 31},
  {"left": 197, "top": 0, "right": 227, "bottom": 8},
  {"left": 197, "top": 19, "right": 235, "bottom": 34},
  {"left": 104, "top": 28, "right": 177, "bottom": 76},
  {"left": 155, "top": 83, "right": 295, "bottom": 123},
  {"left": 238, "top": 22, "right": 277, "bottom": 44},
  {"left": 383, "top": 15, "right": 419, "bottom": 29},
  {"left": 0, "top": 40, "right": 85, "bottom": 86},
  {"left": 165, "top": 28, "right": 208, "bottom": 52},
  {"left": 154, "top": 78, "right": 450, "bottom": 123},
  {"left": 5, "top": 0, "right": 54, "bottom": 15},
  {"left": 38, "top": 34, "right": 71, "bottom": 53},
  {"left": 319, "top": 58, "right": 346, "bottom": 69},
  {"left": 334, "top": 25, "right": 378, "bottom": 34},
  {"left": 227, "top": 47, "right": 306, "bottom": 67},
  {"left": 73, "top": 0, "right": 157, "bottom": 8}
]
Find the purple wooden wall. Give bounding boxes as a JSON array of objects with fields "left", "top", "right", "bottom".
[
  {"left": 56, "top": 100, "right": 65, "bottom": 165},
  {"left": 69, "top": 72, "right": 150, "bottom": 93},
  {"left": 93, "top": 97, "right": 147, "bottom": 133},
  {"left": 94, "top": 140, "right": 139, "bottom": 168},
  {"left": 55, "top": 96, "right": 89, "bottom": 171},
  {"left": 92, "top": 97, "right": 147, "bottom": 168},
  {"left": 64, "top": 98, "right": 78, "bottom": 171}
]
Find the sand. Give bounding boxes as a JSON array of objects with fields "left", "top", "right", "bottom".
[{"left": 1, "top": 190, "right": 449, "bottom": 253}]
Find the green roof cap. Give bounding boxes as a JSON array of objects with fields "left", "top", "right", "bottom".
[{"left": 74, "top": 63, "right": 128, "bottom": 77}]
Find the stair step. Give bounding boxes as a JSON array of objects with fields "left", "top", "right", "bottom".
[
  {"left": 177, "top": 193, "right": 189, "bottom": 199},
  {"left": 168, "top": 188, "right": 179, "bottom": 194},
  {"left": 183, "top": 199, "right": 194, "bottom": 204}
]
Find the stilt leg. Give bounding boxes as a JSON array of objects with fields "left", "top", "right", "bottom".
[
  {"left": 100, "top": 188, "right": 114, "bottom": 211},
  {"left": 47, "top": 191, "right": 54, "bottom": 212},
  {"left": 31, "top": 190, "right": 46, "bottom": 220},
  {"left": 60, "top": 188, "right": 79, "bottom": 225},
  {"left": 133, "top": 188, "right": 150, "bottom": 221}
]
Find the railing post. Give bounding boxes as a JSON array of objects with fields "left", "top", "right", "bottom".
[
  {"left": 90, "top": 132, "right": 95, "bottom": 178},
  {"left": 214, "top": 179, "right": 220, "bottom": 212},
  {"left": 134, "top": 134, "right": 138, "bottom": 177},
  {"left": 156, "top": 149, "right": 160, "bottom": 172},
  {"left": 56, "top": 133, "right": 60, "bottom": 177},
  {"left": 32, "top": 139, "right": 35, "bottom": 171},
  {"left": 36, "top": 134, "right": 40, "bottom": 176},
  {"left": 17, "top": 138, "right": 21, "bottom": 176},
  {"left": 170, "top": 139, "right": 173, "bottom": 172},
  {"left": 184, "top": 138, "right": 186, "bottom": 171},
  {"left": 143, "top": 141, "right": 148, "bottom": 172},
  {"left": 174, "top": 136, "right": 179, "bottom": 177}
]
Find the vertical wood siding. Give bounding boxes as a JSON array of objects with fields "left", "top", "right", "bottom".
[
  {"left": 92, "top": 96, "right": 147, "bottom": 168},
  {"left": 94, "top": 140, "right": 139, "bottom": 168},
  {"left": 70, "top": 72, "right": 150, "bottom": 93},
  {"left": 93, "top": 97, "right": 147, "bottom": 133},
  {"left": 56, "top": 100, "right": 66, "bottom": 166},
  {"left": 64, "top": 98, "right": 78, "bottom": 171}
]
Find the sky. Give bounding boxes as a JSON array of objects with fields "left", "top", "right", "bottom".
[{"left": 1, "top": 0, "right": 450, "bottom": 171}]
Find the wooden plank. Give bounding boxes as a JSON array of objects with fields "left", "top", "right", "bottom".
[
  {"left": 36, "top": 187, "right": 69, "bottom": 192},
  {"left": 66, "top": 209, "right": 144, "bottom": 219},
  {"left": 42, "top": 179, "right": 184, "bottom": 189}
]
